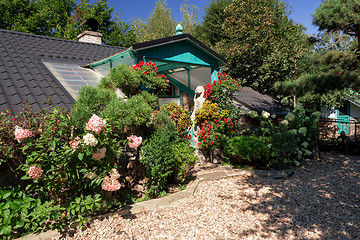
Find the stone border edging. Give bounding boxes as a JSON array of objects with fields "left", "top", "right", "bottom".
[{"left": 17, "top": 167, "right": 295, "bottom": 240}]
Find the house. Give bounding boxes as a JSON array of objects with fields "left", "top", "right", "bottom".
[
  {"left": 0, "top": 28, "right": 125, "bottom": 114},
  {"left": 320, "top": 95, "right": 360, "bottom": 138},
  {"left": 0, "top": 24, "right": 284, "bottom": 117},
  {"left": 0, "top": 25, "right": 227, "bottom": 114}
]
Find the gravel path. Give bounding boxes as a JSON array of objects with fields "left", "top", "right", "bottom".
[{"left": 53, "top": 152, "right": 360, "bottom": 240}]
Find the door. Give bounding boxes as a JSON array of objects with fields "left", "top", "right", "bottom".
[{"left": 337, "top": 103, "right": 350, "bottom": 134}]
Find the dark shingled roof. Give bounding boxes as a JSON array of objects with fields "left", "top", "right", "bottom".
[
  {"left": 0, "top": 29, "right": 125, "bottom": 114},
  {"left": 233, "top": 87, "right": 290, "bottom": 115}
]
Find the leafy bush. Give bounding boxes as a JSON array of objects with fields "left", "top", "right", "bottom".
[
  {"left": 195, "top": 101, "right": 228, "bottom": 125},
  {"left": 99, "top": 63, "right": 140, "bottom": 96},
  {"left": 160, "top": 102, "right": 192, "bottom": 134},
  {"left": 172, "top": 141, "right": 197, "bottom": 183},
  {"left": 71, "top": 86, "right": 117, "bottom": 130},
  {"left": 247, "top": 104, "right": 320, "bottom": 169},
  {"left": 100, "top": 62, "right": 169, "bottom": 97},
  {"left": 224, "top": 136, "right": 270, "bottom": 165},
  {"left": 66, "top": 194, "right": 102, "bottom": 228},
  {"left": 140, "top": 114, "right": 178, "bottom": 196},
  {"left": 0, "top": 186, "right": 63, "bottom": 239},
  {"left": 203, "top": 72, "right": 241, "bottom": 105}
]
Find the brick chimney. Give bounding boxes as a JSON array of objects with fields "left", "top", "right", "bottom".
[
  {"left": 77, "top": 30, "right": 102, "bottom": 44},
  {"left": 77, "top": 18, "right": 102, "bottom": 44}
]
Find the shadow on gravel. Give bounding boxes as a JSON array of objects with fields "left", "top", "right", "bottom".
[{"left": 236, "top": 153, "right": 360, "bottom": 239}]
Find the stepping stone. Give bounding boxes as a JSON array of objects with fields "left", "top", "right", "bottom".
[{"left": 200, "top": 171, "right": 228, "bottom": 180}]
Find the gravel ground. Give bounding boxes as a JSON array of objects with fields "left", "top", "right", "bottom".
[{"left": 53, "top": 152, "right": 360, "bottom": 240}]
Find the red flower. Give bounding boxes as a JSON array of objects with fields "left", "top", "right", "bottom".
[
  {"left": 144, "top": 71, "right": 147, "bottom": 75},
  {"left": 211, "top": 142, "right": 214, "bottom": 144}
]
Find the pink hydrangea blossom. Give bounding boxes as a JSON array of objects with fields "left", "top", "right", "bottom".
[
  {"left": 86, "top": 114, "right": 106, "bottom": 134},
  {"left": 127, "top": 135, "right": 142, "bottom": 149},
  {"left": 110, "top": 168, "right": 120, "bottom": 180},
  {"left": 101, "top": 176, "right": 121, "bottom": 191},
  {"left": 14, "top": 125, "right": 33, "bottom": 143},
  {"left": 28, "top": 165, "right": 43, "bottom": 180},
  {"left": 92, "top": 147, "right": 106, "bottom": 160},
  {"left": 69, "top": 137, "right": 81, "bottom": 151}
]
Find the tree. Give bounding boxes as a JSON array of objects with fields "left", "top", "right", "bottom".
[
  {"left": 131, "top": 0, "right": 177, "bottom": 42},
  {"left": 215, "top": 0, "right": 308, "bottom": 94},
  {"left": 0, "top": 0, "right": 136, "bottom": 47},
  {"left": 180, "top": 0, "right": 200, "bottom": 36},
  {"left": 276, "top": 24, "right": 360, "bottom": 110},
  {"left": 193, "top": 0, "right": 231, "bottom": 47},
  {"left": 313, "top": 0, "right": 360, "bottom": 54}
]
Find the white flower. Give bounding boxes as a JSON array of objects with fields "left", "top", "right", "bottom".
[
  {"left": 289, "top": 129, "right": 297, "bottom": 135},
  {"left": 83, "top": 133, "right": 98, "bottom": 147},
  {"left": 249, "top": 111, "right": 258, "bottom": 118},
  {"left": 298, "top": 127, "right": 307, "bottom": 136},
  {"left": 281, "top": 98, "right": 289, "bottom": 105},
  {"left": 280, "top": 120, "right": 289, "bottom": 126},
  {"left": 261, "top": 111, "right": 270, "bottom": 119},
  {"left": 285, "top": 112, "right": 295, "bottom": 122}
]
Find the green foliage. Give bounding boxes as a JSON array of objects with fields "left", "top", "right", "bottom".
[
  {"left": 193, "top": 0, "right": 230, "bottom": 46},
  {"left": 195, "top": 101, "right": 226, "bottom": 125},
  {"left": 100, "top": 62, "right": 168, "bottom": 97},
  {"left": 160, "top": 102, "right": 192, "bottom": 134},
  {"left": 172, "top": 141, "right": 197, "bottom": 184},
  {"left": 179, "top": 1, "right": 200, "bottom": 35},
  {"left": 140, "top": 113, "right": 178, "bottom": 196},
  {"left": 275, "top": 35, "right": 360, "bottom": 109},
  {"left": 71, "top": 86, "right": 118, "bottom": 130},
  {"left": 99, "top": 63, "right": 140, "bottom": 97},
  {"left": 66, "top": 194, "right": 102, "bottom": 228},
  {"left": 0, "top": 0, "right": 136, "bottom": 47},
  {"left": 131, "top": 0, "right": 177, "bottom": 42},
  {"left": 0, "top": 186, "right": 63, "bottom": 239},
  {"left": 224, "top": 136, "right": 270, "bottom": 165},
  {"left": 216, "top": 0, "right": 308, "bottom": 94},
  {"left": 248, "top": 104, "right": 320, "bottom": 169},
  {"left": 0, "top": 103, "right": 47, "bottom": 168},
  {"left": 203, "top": 72, "right": 242, "bottom": 106},
  {"left": 312, "top": 0, "right": 360, "bottom": 37}
]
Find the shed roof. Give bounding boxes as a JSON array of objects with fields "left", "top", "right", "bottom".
[
  {"left": 0, "top": 29, "right": 125, "bottom": 113},
  {"left": 233, "top": 87, "right": 290, "bottom": 115}
]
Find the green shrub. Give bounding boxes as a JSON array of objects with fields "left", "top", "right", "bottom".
[
  {"left": 140, "top": 112, "right": 180, "bottom": 196},
  {"left": 71, "top": 86, "right": 117, "bottom": 130},
  {"left": 0, "top": 186, "right": 63, "bottom": 239},
  {"left": 160, "top": 102, "right": 192, "bottom": 135},
  {"left": 224, "top": 136, "right": 270, "bottom": 165},
  {"left": 247, "top": 103, "right": 320, "bottom": 169},
  {"left": 99, "top": 63, "right": 140, "bottom": 97},
  {"left": 172, "top": 141, "right": 197, "bottom": 183},
  {"left": 100, "top": 62, "right": 169, "bottom": 97}
]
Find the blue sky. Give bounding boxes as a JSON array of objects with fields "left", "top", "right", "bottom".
[{"left": 100, "top": 0, "right": 323, "bottom": 35}]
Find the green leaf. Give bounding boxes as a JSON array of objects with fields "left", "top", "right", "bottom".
[
  {"left": 51, "top": 140, "right": 56, "bottom": 149},
  {"left": 22, "top": 144, "right": 30, "bottom": 154},
  {"left": 0, "top": 225, "right": 12, "bottom": 235},
  {"left": 78, "top": 153, "right": 84, "bottom": 161},
  {"left": 2, "top": 192, "right": 11, "bottom": 200}
]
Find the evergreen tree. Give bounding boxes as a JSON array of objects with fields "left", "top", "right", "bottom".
[{"left": 313, "top": 0, "right": 360, "bottom": 54}]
